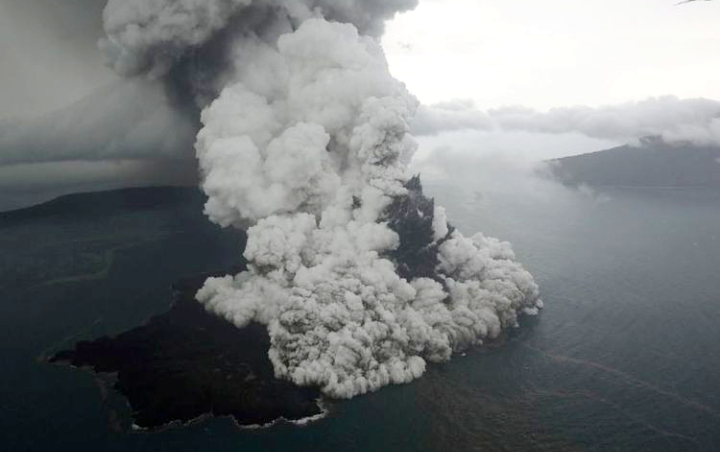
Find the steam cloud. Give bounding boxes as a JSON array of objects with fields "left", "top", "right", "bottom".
[
  {"left": 100, "top": 0, "right": 541, "bottom": 398},
  {"left": 414, "top": 97, "right": 720, "bottom": 147}
]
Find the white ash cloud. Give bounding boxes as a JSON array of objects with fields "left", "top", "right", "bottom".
[
  {"left": 412, "top": 96, "right": 720, "bottom": 147},
  {"left": 0, "top": 0, "right": 112, "bottom": 118},
  {"left": 100, "top": 0, "right": 253, "bottom": 77},
  {"left": 102, "top": 0, "right": 541, "bottom": 399}
]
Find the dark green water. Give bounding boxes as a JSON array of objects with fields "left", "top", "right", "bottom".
[{"left": 1, "top": 184, "right": 719, "bottom": 451}]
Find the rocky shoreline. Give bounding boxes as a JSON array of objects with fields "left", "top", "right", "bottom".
[{"left": 50, "top": 269, "right": 324, "bottom": 431}]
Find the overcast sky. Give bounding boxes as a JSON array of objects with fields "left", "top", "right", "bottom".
[
  {"left": 0, "top": 0, "right": 718, "bottom": 209},
  {"left": 383, "top": 0, "right": 720, "bottom": 109}
]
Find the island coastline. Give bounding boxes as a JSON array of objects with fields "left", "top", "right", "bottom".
[{"left": 48, "top": 268, "right": 325, "bottom": 432}]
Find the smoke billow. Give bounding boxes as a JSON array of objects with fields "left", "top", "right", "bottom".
[
  {"left": 101, "top": 0, "right": 541, "bottom": 398},
  {"left": 491, "top": 97, "right": 720, "bottom": 146}
]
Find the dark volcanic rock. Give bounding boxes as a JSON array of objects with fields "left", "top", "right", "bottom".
[
  {"left": 383, "top": 175, "right": 453, "bottom": 281},
  {"left": 50, "top": 270, "right": 323, "bottom": 430}
]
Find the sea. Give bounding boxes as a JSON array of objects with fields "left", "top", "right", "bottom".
[{"left": 1, "top": 177, "right": 719, "bottom": 452}]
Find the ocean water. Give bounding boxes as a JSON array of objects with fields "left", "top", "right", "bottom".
[{"left": 1, "top": 181, "right": 719, "bottom": 452}]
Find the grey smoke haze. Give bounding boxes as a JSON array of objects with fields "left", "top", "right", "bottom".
[
  {"left": 0, "top": 0, "right": 114, "bottom": 118},
  {"left": 0, "top": 81, "right": 195, "bottom": 165},
  {"left": 412, "top": 100, "right": 495, "bottom": 136}
]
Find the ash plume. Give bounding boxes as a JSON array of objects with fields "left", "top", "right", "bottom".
[{"left": 101, "top": 0, "right": 541, "bottom": 398}]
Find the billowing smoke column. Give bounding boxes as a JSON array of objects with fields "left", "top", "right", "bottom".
[{"left": 101, "top": 0, "right": 542, "bottom": 398}]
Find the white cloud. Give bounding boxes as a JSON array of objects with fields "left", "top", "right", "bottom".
[
  {"left": 411, "top": 100, "right": 493, "bottom": 136},
  {"left": 384, "top": 0, "right": 720, "bottom": 109},
  {"left": 412, "top": 96, "right": 720, "bottom": 147},
  {"left": 490, "top": 97, "right": 720, "bottom": 145}
]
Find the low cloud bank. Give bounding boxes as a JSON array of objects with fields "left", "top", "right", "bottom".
[
  {"left": 413, "top": 100, "right": 494, "bottom": 136},
  {"left": 187, "top": 18, "right": 541, "bottom": 399},
  {"left": 412, "top": 96, "right": 720, "bottom": 147}
]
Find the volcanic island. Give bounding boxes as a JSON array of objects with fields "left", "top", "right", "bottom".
[
  {"left": 49, "top": 177, "right": 442, "bottom": 431},
  {"left": 49, "top": 266, "right": 326, "bottom": 430}
]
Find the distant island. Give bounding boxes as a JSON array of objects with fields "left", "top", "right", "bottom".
[{"left": 549, "top": 138, "right": 720, "bottom": 189}]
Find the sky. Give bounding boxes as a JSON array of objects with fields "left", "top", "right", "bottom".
[
  {"left": 382, "top": 0, "right": 720, "bottom": 109},
  {"left": 0, "top": 0, "right": 718, "bottom": 209},
  {"left": 381, "top": 0, "right": 720, "bottom": 165}
]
